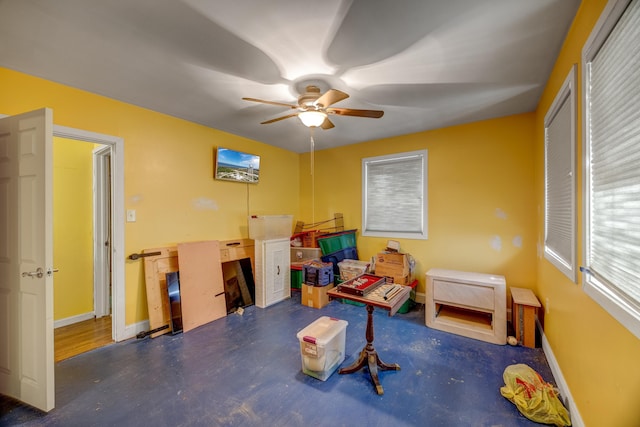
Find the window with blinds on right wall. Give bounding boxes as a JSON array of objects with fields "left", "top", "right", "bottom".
[
  {"left": 582, "top": 0, "right": 640, "bottom": 339},
  {"left": 544, "top": 65, "right": 577, "bottom": 283}
]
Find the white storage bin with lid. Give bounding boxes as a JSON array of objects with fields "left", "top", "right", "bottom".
[
  {"left": 296, "top": 316, "right": 348, "bottom": 381},
  {"left": 248, "top": 215, "right": 293, "bottom": 240},
  {"left": 338, "top": 259, "right": 371, "bottom": 281}
]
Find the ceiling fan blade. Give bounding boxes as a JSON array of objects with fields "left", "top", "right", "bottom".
[
  {"left": 242, "top": 97, "right": 298, "bottom": 109},
  {"left": 327, "top": 107, "right": 384, "bottom": 118},
  {"left": 321, "top": 118, "right": 335, "bottom": 130},
  {"left": 260, "top": 113, "right": 299, "bottom": 124},
  {"left": 315, "top": 89, "right": 349, "bottom": 108}
]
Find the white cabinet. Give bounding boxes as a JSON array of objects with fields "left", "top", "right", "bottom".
[
  {"left": 426, "top": 268, "right": 506, "bottom": 345},
  {"left": 254, "top": 238, "right": 291, "bottom": 308}
]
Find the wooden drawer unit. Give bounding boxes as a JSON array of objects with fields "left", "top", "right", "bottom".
[
  {"left": 219, "top": 239, "right": 254, "bottom": 266},
  {"left": 426, "top": 269, "right": 506, "bottom": 345}
]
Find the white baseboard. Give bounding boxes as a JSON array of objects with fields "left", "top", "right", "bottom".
[
  {"left": 123, "top": 319, "right": 150, "bottom": 341},
  {"left": 537, "top": 319, "right": 584, "bottom": 427},
  {"left": 415, "top": 291, "right": 425, "bottom": 304},
  {"left": 54, "top": 311, "right": 95, "bottom": 329}
]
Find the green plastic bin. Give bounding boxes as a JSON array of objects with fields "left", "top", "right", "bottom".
[
  {"left": 397, "top": 280, "right": 417, "bottom": 313},
  {"left": 291, "top": 266, "right": 303, "bottom": 290},
  {"left": 317, "top": 230, "right": 357, "bottom": 255}
]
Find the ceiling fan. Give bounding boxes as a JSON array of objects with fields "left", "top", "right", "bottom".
[{"left": 242, "top": 85, "right": 384, "bottom": 129}]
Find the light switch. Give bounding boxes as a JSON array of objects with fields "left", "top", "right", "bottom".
[{"left": 126, "top": 209, "right": 136, "bottom": 222}]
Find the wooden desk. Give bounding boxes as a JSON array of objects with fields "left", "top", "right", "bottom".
[
  {"left": 142, "top": 239, "right": 255, "bottom": 338},
  {"left": 327, "top": 284, "right": 411, "bottom": 395}
]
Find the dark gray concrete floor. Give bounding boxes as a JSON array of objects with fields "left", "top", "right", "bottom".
[{"left": 1, "top": 292, "right": 556, "bottom": 426}]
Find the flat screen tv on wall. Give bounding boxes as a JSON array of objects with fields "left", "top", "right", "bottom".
[{"left": 214, "top": 147, "right": 260, "bottom": 184}]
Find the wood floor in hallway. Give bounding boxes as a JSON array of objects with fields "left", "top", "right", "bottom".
[{"left": 54, "top": 316, "right": 113, "bottom": 362}]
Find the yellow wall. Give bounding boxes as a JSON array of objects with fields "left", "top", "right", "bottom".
[
  {"left": 0, "top": 67, "right": 301, "bottom": 325},
  {"left": 302, "top": 113, "right": 537, "bottom": 296},
  {"left": 533, "top": 1, "right": 640, "bottom": 426},
  {"left": 53, "top": 137, "right": 94, "bottom": 320}
]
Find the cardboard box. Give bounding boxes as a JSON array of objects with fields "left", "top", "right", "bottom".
[
  {"left": 302, "top": 283, "right": 334, "bottom": 309},
  {"left": 380, "top": 273, "right": 412, "bottom": 285},
  {"left": 375, "top": 252, "right": 410, "bottom": 277}
]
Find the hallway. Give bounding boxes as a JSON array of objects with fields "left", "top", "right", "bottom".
[{"left": 54, "top": 316, "right": 113, "bottom": 363}]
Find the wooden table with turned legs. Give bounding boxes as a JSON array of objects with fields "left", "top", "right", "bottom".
[{"left": 327, "top": 284, "right": 411, "bottom": 395}]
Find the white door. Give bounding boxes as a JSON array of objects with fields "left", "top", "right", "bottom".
[
  {"left": 93, "top": 145, "right": 111, "bottom": 318},
  {"left": 0, "top": 108, "right": 55, "bottom": 412}
]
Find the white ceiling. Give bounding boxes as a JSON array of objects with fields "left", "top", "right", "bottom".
[{"left": 0, "top": 0, "right": 580, "bottom": 153}]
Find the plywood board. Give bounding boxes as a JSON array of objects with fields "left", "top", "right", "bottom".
[
  {"left": 177, "top": 240, "right": 227, "bottom": 332},
  {"left": 142, "top": 247, "right": 178, "bottom": 338}
]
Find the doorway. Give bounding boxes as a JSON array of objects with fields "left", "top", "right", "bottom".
[
  {"left": 52, "top": 138, "right": 118, "bottom": 361},
  {"left": 52, "top": 125, "right": 125, "bottom": 345},
  {"left": 51, "top": 139, "right": 111, "bottom": 360}
]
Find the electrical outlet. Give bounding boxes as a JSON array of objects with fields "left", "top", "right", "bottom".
[
  {"left": 545, "top": 297, "right": 550, "bottom": 314},
  {"left": 126, "top": 209, "right": 136, "bottom": 222}
]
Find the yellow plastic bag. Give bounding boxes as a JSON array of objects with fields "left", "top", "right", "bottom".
[{"left": 500, "top": 364, "right": 571, "bottom": 426}]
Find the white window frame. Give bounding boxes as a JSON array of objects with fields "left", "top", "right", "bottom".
[
  {"left": 582, "top": 0, "right": 640, "bottom": 339},
  {"left": 362, "top": 150, "right": 428, "bottom": 240},
  {"left": 544, "top": 65, "right": 577, "bottom": 282}
]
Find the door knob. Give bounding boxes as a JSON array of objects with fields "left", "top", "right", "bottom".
[
  {"left": 22, "top": 267, "right": 44, "bottom": 278},
  {"left": 47, "top": 268, "right": 59, "bottom": 276}
]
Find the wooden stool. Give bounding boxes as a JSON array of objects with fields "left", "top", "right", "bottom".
[{"left": 510, "top": 287, "right": 541, "bottom": 348}]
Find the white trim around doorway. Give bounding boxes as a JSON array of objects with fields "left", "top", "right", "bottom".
[{"left": 52, "top": 125, "right": 126, "bottom": 342}]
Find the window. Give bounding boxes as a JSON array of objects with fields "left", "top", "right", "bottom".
[
  {"left": 582, "top": 0, "right": 640, "bottom": 339},
  {"left": 362, "top": 150, "right": 427, "bottom": 239},
  {"left": 544, "top": 65, "right": 576, "bottom": 282}
]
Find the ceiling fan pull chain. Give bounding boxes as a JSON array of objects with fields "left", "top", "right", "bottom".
[
  {"left": 310, "top": 129, "right": 315, "bottom": 225},
  {"left": 310, "top": 130, "right": 315, "bottom": 176}
]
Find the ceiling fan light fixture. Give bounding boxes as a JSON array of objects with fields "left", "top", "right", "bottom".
[{"left": 298, "top": 110, "right": 327, "bottom": 127}]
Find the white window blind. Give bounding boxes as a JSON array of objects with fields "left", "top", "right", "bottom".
[
  {"left": 544, "top": 66, "right": 576, "bottom": 281},
  {"left": 362, "top": 150, "right": 427, "bottom": 239},
  {"left": 583, "top": 0, "right": 640, "bottom": 338}
]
